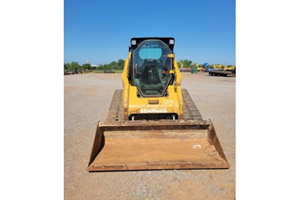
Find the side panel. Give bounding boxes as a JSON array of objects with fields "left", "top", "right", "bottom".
[
  {"left": 122, "top": 52, "right": 131, "bottom": 119},
  {"left": 173, "top": 58, "right": 183, "bottom": 118}
]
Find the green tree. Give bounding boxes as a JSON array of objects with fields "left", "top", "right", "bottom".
[
  {"left": 101, "top": 64, "right": 107, "bottom": 70},
  {"left": 179, "top": 59, "right": 193, "bottom": 68},
  {"left": 64, "top": 63, "right": 70, "bottom": 70},
  {"left": 96, "top": 64, "right": 103, "bottom": 70},
  {"left": 101, "top": 64, "right": 111, "bottom": 70},
  {"left": 70, "top": 62, "right": 80, "bottom": 70},
  {"left": 104, "top": 61, "right": 117, "bottom": 70},
  {"left": 82, "top": 63, "right": 91, "bottom": 70},
  {"left": 117, "top": 59, "right": 125, "bottom": 70},
  {"left": 177, "top": 61, "right": 182, "bottom": 68}
]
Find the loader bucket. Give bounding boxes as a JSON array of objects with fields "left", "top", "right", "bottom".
[{"left": 87, "top": 120, "right": 229, "bottom": 171}]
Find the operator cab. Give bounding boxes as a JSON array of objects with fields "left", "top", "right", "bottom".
[{"left": 128, "top": 37, "right": 175, "bottom": 97}]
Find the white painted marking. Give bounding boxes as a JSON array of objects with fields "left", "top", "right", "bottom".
[
  {"left": 192, "top": 144, "right": 202, "bottom": 149},
  {"left": 140, "top": 108, "right": 167, "bottom": 113}
]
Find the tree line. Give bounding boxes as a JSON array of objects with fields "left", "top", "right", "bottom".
[
  {"left": 64, "top": 59, "right": 234, "bottom": 71},
  {"left": 64, "top": 59, "right": 125, "bottom": 71}
]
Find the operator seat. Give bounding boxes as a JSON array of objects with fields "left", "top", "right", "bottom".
[{"left": 140, "top": 63, "right": 163, "bottom": 95}]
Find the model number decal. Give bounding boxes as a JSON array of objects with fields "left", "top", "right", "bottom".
[{"left": 164, "top": 100, "right": 174, "bottom": 104}]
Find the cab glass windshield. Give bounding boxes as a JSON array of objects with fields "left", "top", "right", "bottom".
[{"left": 133, "top": 40, "right": 172, "bottom": 96}]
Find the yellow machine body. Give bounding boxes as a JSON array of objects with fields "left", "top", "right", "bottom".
[
  {"left": 122, "top": 52, "right": 184, "bottom": 119},
  {"left": 87, "top": 37, "right": 230, "bottom": 172}
]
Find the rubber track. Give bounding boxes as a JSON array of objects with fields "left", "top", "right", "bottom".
[
  {"left": 182, "top": 89, "right": 202, "bottom": 120},
  {"left": 106, "top": 89, "right": 123, "bottom": 122},
  {"left": 105, "top": 89, "right": 202, "bottom": 122}
]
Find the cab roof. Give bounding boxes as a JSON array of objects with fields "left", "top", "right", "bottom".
[{"left": 130, "top": 37, "right": 175, "bottom": 52}]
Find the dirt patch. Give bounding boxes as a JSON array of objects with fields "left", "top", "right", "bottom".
[
  {"left": 64, "top": 73, "right": 235, "bottom": 199},
  {"left": 64, "top": 86, "right": 75, "bottom": 94}
]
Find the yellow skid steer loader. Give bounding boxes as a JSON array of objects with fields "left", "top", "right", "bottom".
[{"left": 87, "top": 37, "right": 229, "bottom": 171}]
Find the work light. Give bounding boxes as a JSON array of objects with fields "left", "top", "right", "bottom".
[{"left": 131, "top": 40, "right": 137, "bottom": 45}]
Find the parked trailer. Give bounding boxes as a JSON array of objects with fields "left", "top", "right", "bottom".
[
  {"left": 208, "top": 69, "right": 235, "bottom": 77},
  {"left": 104, "top": 70, "right": 115, "bottom": 73},
  {"left": 179, "top": 68, "right": 191, "bottom": 72}
]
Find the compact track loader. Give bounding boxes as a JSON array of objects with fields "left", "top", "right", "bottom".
[{"left": 87, "top": 37, "right": 229, "bottom": 171}]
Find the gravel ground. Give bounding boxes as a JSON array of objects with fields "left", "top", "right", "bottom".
[{"left": 64, "top": 73, "right": 235, "bottom": 200}]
